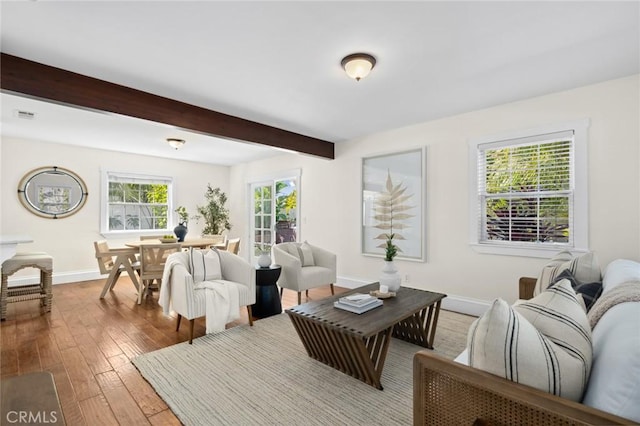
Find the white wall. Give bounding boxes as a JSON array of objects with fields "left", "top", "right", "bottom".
[
  {"left": 230, "top": 75, "right": 640, "bottom": 310},
  {"left": 0, "top": 138, "right": 229, "bottom": 283},
  {"left": 3, "top": 75, "right": 638, "bottom": 314}
]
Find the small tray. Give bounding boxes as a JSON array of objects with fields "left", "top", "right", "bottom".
[
  {"left": 160, "top": 237, "right": 178, "bottom": 243},
  {"left": 369, "top": 290, "right": 396, "bottom": 299}
]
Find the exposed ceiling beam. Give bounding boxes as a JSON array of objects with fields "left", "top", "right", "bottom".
[{"left": 0, "top": 53, "right": 334, "bottom": 159}]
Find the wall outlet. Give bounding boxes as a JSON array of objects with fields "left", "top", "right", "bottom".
[{"left": 404, "top": 274, "right": 410, "bottom": 283}]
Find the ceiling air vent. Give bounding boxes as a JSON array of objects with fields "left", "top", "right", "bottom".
[{"left": 14, "top": 110, "right": 36, "bottom": 120}]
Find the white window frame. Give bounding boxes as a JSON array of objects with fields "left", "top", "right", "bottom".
[
  {"left": 100, "top": 170, "right": 175, "bottom": 238},
  {"left": 468, "top": 119, "right": 589, "bottom": 258},
  {"left": 247, "top": 169, "right": 301, "bottom": 262}
]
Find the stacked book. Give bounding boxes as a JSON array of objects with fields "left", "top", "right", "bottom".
[{"left": 334, "top": 293, "right": 383, "bottom": 314}]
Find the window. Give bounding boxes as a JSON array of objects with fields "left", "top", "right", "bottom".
[
  {"left": 469, "top": 120, "right": 589, "bottom": 257},
  {"left": 101, "top": 171, "right": 173, "bottom": 236}
]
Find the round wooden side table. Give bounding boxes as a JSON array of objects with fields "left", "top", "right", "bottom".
[{"left": 253, "top": 265, "right": 282, "bottom": 318}]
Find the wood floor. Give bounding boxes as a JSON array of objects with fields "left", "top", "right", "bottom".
[{"left": 0, "top": 277, "right": 347, "bottom": 425}]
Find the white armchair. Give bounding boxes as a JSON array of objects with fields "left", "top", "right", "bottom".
[
  {"left": 272, "top": 242, "right": 337, "bottom": 305},
  {"left": 161, "top": 250, "right": 255, "bottom": 343}
]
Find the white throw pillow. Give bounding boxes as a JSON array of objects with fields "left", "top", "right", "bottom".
[
  {"left": 467, "top": 280, "right": 592, "bottom": 401},
  {"left": 188, "top": 248, "right": 222, "bottom": 282},
  {"left": 535, "top": 251, "right": 601, "bottom": 295},
  {"left": 296, "top": 242, "right": 315, "bottom": 267}
]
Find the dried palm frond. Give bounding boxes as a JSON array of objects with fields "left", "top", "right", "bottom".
[{"left": 373, "top": 171, "right": 415, "bottom": 260}]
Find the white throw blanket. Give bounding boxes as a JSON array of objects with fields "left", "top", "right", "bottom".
[
  {"left": 159, "top": 255, "right": 240, "bottom": 334},
  {"left": 159, "top": 255, "right": 183, "bottom": 315},
  {"left": 587, "top": 281, "right": 640, "bottom": 328},
  {"left": 195, "top": 280, "right": 240, "bottom": 334}
]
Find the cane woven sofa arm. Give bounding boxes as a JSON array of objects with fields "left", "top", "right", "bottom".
[
  {"left": 519, "top": 276, "right": 537, "bottom": 300},
  {"left": 413, "top": 350, "right": 632, "bottom": 426}
]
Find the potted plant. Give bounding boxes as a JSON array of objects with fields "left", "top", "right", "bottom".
[
  {"left": 373, "top": 171, "right": 415, "bottom": 291},
  {"left": 195, "top": 184, "right": 232, "bottom": 236},
  {"left": 173, "top": 206, "right": 190, "bottom": 242},
  {"left": 175, "top": 206, "right": 190, "bottom": 225},
  {"left": 382, "top": 233, "right": 399, "bottom": 262}
]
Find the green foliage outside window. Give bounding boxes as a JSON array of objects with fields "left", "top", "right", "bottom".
[
  {"left": 484, "top": 140, "right": 571, "bottom": 244},
  {"left": 275, "top": 181, "right": 297, "bottom": 222},
  {"left": 108, "top": 182, "right": 169, "bottom": 231}
]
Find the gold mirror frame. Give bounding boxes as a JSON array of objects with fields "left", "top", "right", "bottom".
[{"left": 17, "top": 166, "right": 89, "bottom": 219}]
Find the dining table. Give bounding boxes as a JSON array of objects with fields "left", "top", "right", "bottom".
[
  {"left": 125, "top": 237, "right": 225, "bottom": 250},
  {"left": 110, "top": 238, "right": 223, "bottom": 302}
]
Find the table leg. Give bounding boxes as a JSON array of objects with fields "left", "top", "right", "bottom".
[
  {"left": 99, "top": 253, "right": 140, "bottom": 299},
  {"left": 100, "top": 264, "right": 121, "bottom": 299},
  {"left": 120, "top": 258, "right": 140, "bottom": 290},
  {"left": 392, "top": 300, "right": 442, "bottom": 349},
  {"left": 254, "top": 284, "right": 282, "bottom": 318},
  {"left": 287, "top": 313, "right": 393, "bottom": 390}
]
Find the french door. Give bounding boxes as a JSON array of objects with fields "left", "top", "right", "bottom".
[{"left": 249, "top": 171, "right": 300, "bottom": 260}]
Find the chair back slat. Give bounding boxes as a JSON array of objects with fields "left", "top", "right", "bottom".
[
  {"left": 94, "top": 240, "right": 115, "bottom": 274},
  {"left": 139, "top": 243, "right": 181, "bottom": 281},
  {"left": 203, "top": 234, "right": 226, "bottom": 245},
  {"left": 227, "top": 238, "right": 240, "bottom": 255}
]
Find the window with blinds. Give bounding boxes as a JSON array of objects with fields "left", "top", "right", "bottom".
[
  {"left": 103, "top": 172, "right": 173, "bottom": 233},
  {"left": 476, "top": 130, "right": 574, "bottom": 247}
]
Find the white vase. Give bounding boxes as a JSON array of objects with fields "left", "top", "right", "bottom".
[
  {"left": 258, "top": 253, "right": 272, "bottom": 268},
  {"left": 379, "top": 260, "right": 401, "bottom": 292}
]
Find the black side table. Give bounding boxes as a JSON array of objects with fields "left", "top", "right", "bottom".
[{"left": 253, "top": 265, "right": 282, "bottom": 318}]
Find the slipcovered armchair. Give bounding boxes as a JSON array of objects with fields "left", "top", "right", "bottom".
[
  {"left": 272, "top": 242, "right": 336, "bottom": 305},
  {"left": 159, "top": 249, "right": 255, "bottom": 343}
]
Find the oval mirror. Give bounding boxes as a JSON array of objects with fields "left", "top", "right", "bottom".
[{"left": 18, "top": 166, "right": 88, "bottom": 219}]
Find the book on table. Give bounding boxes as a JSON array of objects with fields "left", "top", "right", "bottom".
[
  {"left": 334, "top": 298, "right": 383, "bottom": 314},
  {"left": 338, "top": 293, "right": 378, "bottom": 307}
]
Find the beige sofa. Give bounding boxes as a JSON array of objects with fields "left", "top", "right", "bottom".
[{"left": 414, "top": 258, "right": 640, "bottom": 425}]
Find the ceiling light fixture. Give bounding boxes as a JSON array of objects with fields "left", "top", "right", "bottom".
[
  {"left": 341, "top": 53, "right": 376, "bottom": 81},
  {"left": 167, "top": 138, "right": 186, "bottom": 150}
]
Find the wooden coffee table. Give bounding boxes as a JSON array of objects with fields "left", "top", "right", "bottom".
[{"left": 285, "top": 283, "right": 446, "bottom": 390}]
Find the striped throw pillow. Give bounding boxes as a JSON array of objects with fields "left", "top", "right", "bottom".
[
  {"left": 535, "top": 251, "right": 601, "bottom": 295},
  {"left": 468, "top": 280, "right": 592, "bottom": 401},
  {"left": 188, "top": 248, "right": 222, "bottom": 283}
]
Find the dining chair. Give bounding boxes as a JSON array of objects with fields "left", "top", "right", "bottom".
[
  {"left": 227, "top": 238, "right": 240, "bottom": 255},
  {"left": 203, "top": 234, "right": 228, "bottom": 250},
  {"left": 94, "top": 240, "right": 141, "bottom": 299},
  {"left": 139, "top": 235, "right": 167, "bottom": 282},
  {"left": 138, "top": 243, "right": 181, "bottom": 304}
]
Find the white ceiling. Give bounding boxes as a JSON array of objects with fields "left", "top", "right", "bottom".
[{"left": 1, "top": 1, "right": 638, "bottom": 165}]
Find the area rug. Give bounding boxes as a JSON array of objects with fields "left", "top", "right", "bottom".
[{"left": 133, "top": 311, "right": 474, "bottom": 425}]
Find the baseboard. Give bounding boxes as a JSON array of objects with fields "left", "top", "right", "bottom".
[
  {"left": 6, "top": 270, "right": 102, "bottom": 287},
  {"left": 440, "top": 295, "right": 490, "bottom": 317},
  {"left": 336, "top": 276, "right": 370, "bottom": 290},
  {"left": 8, "top": 271, "right": 491, "bottom": 317},
  {"left": 337, "top": 275, "right": 489, "bottom": 317}
]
